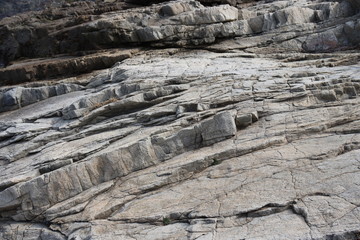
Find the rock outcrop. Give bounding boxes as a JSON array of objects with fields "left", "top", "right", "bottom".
[
  {"left": 0, "top": 0, "right": 69, "bottom": 19},
  {"left": 1, "top": 0, "right": 359, "bottom": 81},
  {"left": 0, "top": 0, "right": 360, "bottom": 239}
]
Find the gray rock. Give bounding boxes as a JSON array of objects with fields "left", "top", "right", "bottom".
[
  {"left": 0, "top": 84, "right": 83, "bottom": 113},
  {"left": 161, "top": 1, "right": 199, "bottom": 16},
  {"left": 1, "top": 88, "right": 20, "bottom": 108},
  {"left": 0, "top": 222, "right": 65, "bottom": 240},
  {"left": 235, "top": 113, "right": 253, "bottom": 128},
  {"left": 199, "top": 111, "right": 237, "bottom": 145},
  {"left": 0, "top": 0, "right": 360, "bottom": 239}
]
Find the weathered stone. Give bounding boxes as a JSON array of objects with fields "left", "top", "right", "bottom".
[
  {"left": 161, "top": 1, "right": 198, "bottom": 16},
  {"left": 0, "top": 0, "right": 360, "bottom": 239},
  {"left": 235, "top": 113, "right": 253, "bottom": 128},
  {"left": 199, "top": 111, "right": 237, "bottom": 145}
]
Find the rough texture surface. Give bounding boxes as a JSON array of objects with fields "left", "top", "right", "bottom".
[{"left": 0, "top": 0, "right": 360, "bottom": 239}]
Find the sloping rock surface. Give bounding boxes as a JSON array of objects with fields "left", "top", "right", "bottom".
[{"left": 0, "top": 0, "right": 360, "bottom": 239}]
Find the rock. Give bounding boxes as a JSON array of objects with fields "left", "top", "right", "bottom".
[
  {"left": 235, "top": 112, "right": 254, "bottom": 128},
  {"left": 1, "top": 0, "right": 359, "bottom": 73},
  {"left": 161, "top": 1, "right": 198, "bottom": 16},
  {"left": 199, "top": 111, "right": 237, "bottom": 145},
  {"left": 127, "top": 0, "right": 238, "bottom": 6},
  {"left": 1, "top": 47, "right": 360, "bottom": 238},
  {"left": 349, "top": 0, "right": 360, "bottom": 9},
  {"left": 177, "top": 5, "right": 239, "bottom": 25},
  {"left": 0, "top": 0, "right": 68, "bottom": 19},
  {"left": 0, "top": 0, "right": 360, "bottom": 239},
  {"left": 344, "top": 19, "right": 360, "bottom": 45},
  {"left": 0, "top": 88, "right": 20, "bottom": 110},
  {"left": 248, "top": 15, "right": 265, "bottom": 33},
  {"left": 200, "top": 0, "right": 237, "bottom": 5},
  {"left": 0, "top": 49, "right": 136, "bottom": 86},
  {"left": 302, "top": 28, "right": 341, "bottom": 52},
  {"left": 0, "top": 222, "right": 65, "bottom": 240},
  {"left": 0, "top": 84, "right": 84, "bottom": 113}
]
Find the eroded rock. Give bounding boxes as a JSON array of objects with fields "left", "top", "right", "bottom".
[{"left": 0, "top": 0, "right": 360, "bottom": 239}]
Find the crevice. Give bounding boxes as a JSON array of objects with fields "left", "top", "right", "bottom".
[
  {"left": 336, "top": 141, "right": 360, "bottom": 156},
  {"left": 290, "top": 203, "right": 311, "bottom": 229},
  {"left": 324, "top": 230, "right": 360, "bottom": 240},
  {"left": 237, "top": 201, "right": 296, "bottom": 219}
]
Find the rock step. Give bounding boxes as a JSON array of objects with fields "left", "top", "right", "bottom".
[
  {"left": 2, "top": 0, "right": 359, "bottom": 71},
  {"left": 0, "top": 111, "right": 237, "bottom": 221},
  {"left": 0, "top": 49, "right": 136, "bottom": 87}
]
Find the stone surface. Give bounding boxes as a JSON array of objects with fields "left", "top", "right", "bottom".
[
  {"left": 0, "top": 49, "right": 137, "bottom": 86},
  {"left": 1, "top": 0, "right": 359, "bottom": 83},
  {"left": 0, "top": 0, "right": 360, "bottom": 239}
]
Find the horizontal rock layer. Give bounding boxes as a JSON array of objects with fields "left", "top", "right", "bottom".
[{"left": 1, "top": 0, "right": 360, "bottom": 85}]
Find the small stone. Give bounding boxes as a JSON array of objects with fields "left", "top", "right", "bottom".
[{"left": 235, "top": 113, "right": 253, "bottom": 129}]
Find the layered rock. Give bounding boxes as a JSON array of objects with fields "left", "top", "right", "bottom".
[
  {"left": 1, "top": 47, "right": 360, "bottom": 239},
  {"left": 1, "top": 0, "right": 359, "bottom": 84},
  {"left": 0, "top": 0, "right": 360, "bottom": 239},
  {"left": 0, "top": 0, "right": 68, "bottom": 19}
]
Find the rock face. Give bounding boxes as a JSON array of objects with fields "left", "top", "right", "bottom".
[
  {"left": 1, "top": 0, "right": 359, "bottom": 82},
  {"left": 0, "top": 0, "right": 360, "bottom": 239},
  {"left": 0, "top": 0, "right": 63, "bottom": 19},
  {"left": 0, "top": 0, "right": 102, "bottom": 20}
]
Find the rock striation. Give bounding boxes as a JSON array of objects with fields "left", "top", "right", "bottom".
[
  {"left": 0, "top": 0, "right": 70, "bottom": 19},
  {"left": 0, "top": 0, "right": 360, "bottom": 239},
  {"left": 1, "top": 0, "right": 359, "bottom": 82}
]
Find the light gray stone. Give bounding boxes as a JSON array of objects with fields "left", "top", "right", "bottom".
[{"left": 0, "top": 0, "right": 360, "bottom": 239}]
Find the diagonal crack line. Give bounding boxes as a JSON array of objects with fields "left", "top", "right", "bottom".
[
  {"left": 237, "top": 201, "right": 296, "bottom": 219},
  {"left": 290, "top": 202, "right": 311, "bottom": 229}
]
